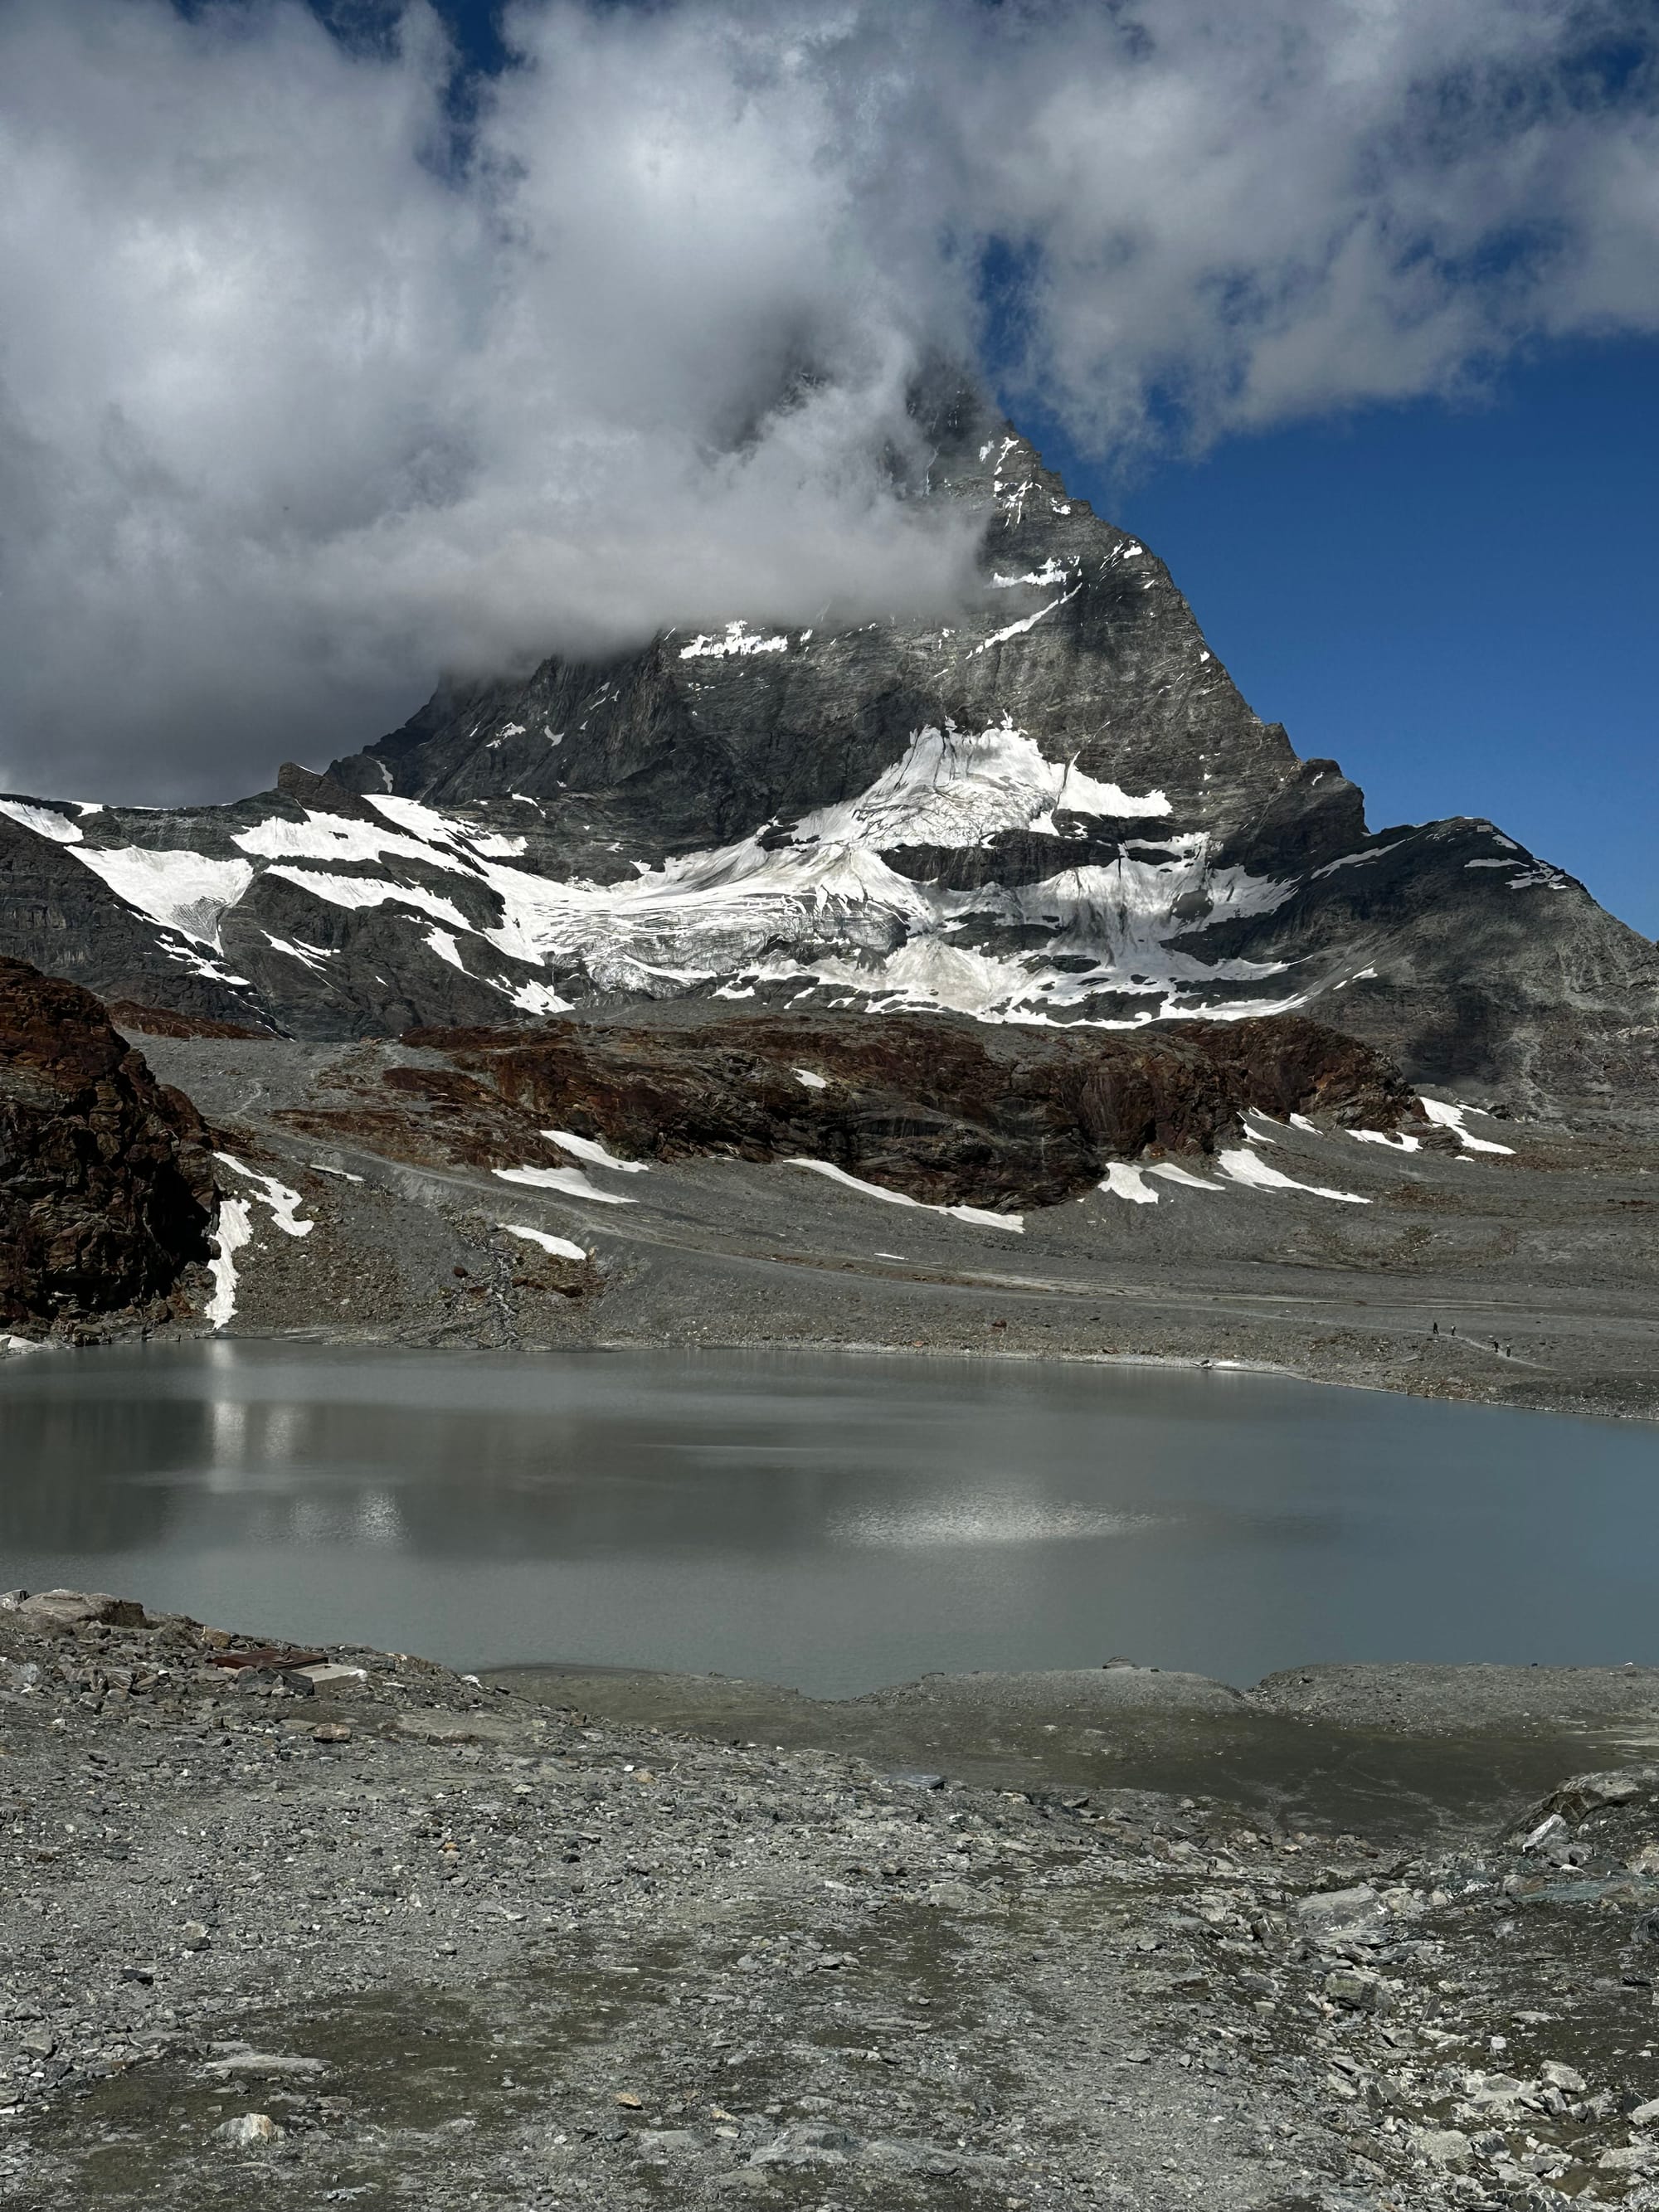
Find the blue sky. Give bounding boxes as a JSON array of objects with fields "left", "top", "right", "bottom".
[{"left": 1085, "top": 339, "right": 1659, "bottom": 936}]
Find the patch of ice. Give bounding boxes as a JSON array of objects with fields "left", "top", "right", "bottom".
[
  {"left": 0, "top": 800, "right": 83, "bottom": 843},
  {"left": 679, "top": 623, "right": 789, "bottom": 660},
  {"left": 542, "top": 1129, "right": 649, "bottom": 1174},
  {"left": 1418, "top": 1097, "right": 1515, "bottom": 1155},
  {"left": 72, "top": 848, "right": 254, "bottom": 948},
  {"left": 1099, "top": 1162, "right": 1159, "bottom": 1204},
  {"left": 493, "top": 1164, "right": 636, "bottom": 1205},
  {"left": 1215, "top": 1147, "right": 1370, "bottom": 1204},
  {"left": 501, "top": 1223, "right": 588, "bottom": 1261},
  {"left": 205, "top": 1197, "right": 253, "bottom": 1328},
  {"left": 219, "top": 1154, "right": 314, "bottom": 1236}
]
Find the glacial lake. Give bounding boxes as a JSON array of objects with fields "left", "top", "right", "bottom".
[{"left": 0, "top": 1342, "right": 1654, "bottom": 1694}]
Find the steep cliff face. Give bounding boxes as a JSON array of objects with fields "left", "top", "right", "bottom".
[
  {"left": 0, "top": 384, "right": 1652, "bottom": 1120},
  {"left": 0, "top": 958, "right": 216, "bottom": 1332}
]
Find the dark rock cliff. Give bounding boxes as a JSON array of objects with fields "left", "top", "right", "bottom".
[
  {"left": 0, "top": 958, "right": 216, "bottom": 1333},
  {"left": 266, "top": 1006, "right": 1419, "bottom": 1214}
]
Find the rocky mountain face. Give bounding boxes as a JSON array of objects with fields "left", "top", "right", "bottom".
[
  {"left": 0, "top": 958, "right": 216, "bottom": 1334},
  {"left": 270, "top": 1007, "right": 1420, "bottom": 1216},
  {"left": 0, "top": 382, "right": 1652, "bottom": 1122}
]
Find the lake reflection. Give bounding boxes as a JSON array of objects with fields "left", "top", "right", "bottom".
[{"left": 0, "top": 1341, "right": 1654, "bottom": 1693}]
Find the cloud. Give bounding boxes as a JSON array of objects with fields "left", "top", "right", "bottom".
[{"left": 0, "top": 0, "right": 1654, "bottom": 800}]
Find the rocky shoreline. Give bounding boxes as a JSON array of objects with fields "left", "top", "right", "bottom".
[{"left": 7, "top": 1589, "right": 1659, "bottom": 2209}]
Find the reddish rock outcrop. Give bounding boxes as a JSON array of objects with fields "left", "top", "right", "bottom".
[
  {"left": 0, "top": 959, "right": 216, "bottom": 1330},
  {"left": 104, "top": 1001, "right": 274, "bottom": 1041},
  {"left": 370, "top": 1008, "right": 1422, "bottom": 1213}
]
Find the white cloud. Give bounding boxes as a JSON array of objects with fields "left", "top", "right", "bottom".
[{"left": 0, "top": 0, "right": 1653, "bottom": 799}]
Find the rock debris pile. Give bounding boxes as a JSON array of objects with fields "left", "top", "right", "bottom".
[{"left": 4, "top": 1591, "right": 1659, "bottom": 2207}]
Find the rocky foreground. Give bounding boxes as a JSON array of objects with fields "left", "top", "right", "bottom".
[{"left": 8, "top": 1590, "right": 1659, "bottom": 2209}]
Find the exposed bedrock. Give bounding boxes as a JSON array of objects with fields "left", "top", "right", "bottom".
[
  {"left": 362, "top": 1007, "right": 1423, "bottom": 1213},
  {"left": 0, "top": 957, "right": 216, "bottom": 1331}
]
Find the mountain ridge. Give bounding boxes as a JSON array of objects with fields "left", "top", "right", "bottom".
[{"left": 0, "top": 386, "right": 1652, "bottom": 1124}]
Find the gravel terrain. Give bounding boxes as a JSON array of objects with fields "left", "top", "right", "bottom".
[{"left": 9, "top": 1591, "right": 1659, "bottom": 2208}]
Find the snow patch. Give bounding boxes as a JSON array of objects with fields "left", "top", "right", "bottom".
[
  {"left": 795, "top": 1068, "right": 830, "bottom": 1091},
  {"left": 263, "top": 868, "right": 473, "bottom": 934},
  {"left": 679, "top": 623, "right": 789, "bottom": 660},
  {"left": 1419, "top": 1097, "right": 1515, "bottom": 1155},
  {"left": 1350, "top": 1128, "right": 1421, "bottom": 1152},
  {"left": 970, "top": 581, "right": 1082, "bottom": 655},
  {"left": 990, "top": 558, "right": 1075, "bottom": 590},
  {"left": 494, "top": 1164, "right": 636, "bottom": 1205},
  {"left": 205, "top": 1197, "right": 252, "bottom": 1330},
  {"left": 1312, "top": 840, "right": 1408, "bottom": 878},
  {"left": 542, "top": 1129, "right": 649, "bottom": 1174},
  {"left": 496, "top": 980, "right": 570, "bottom": 1016},
  {"left": 0, "top": 800, "right": 83, "bottom": 843},
  {"left": 73, "top": 848, "right": 253, "bottom": 948},
  {"left": 233, "top": 810, "right": 471, "bottom": 874},
  {"left": 501, "top": 1223, "right": 587, "bottom": 1261},
  {"left": 1099, "top": 1162, "right": 1159, "bottom": 1204},
  {"left": 787, "top": 1158, "right": 1022, "bottom": 1231},
  {"left": 1216, "top": 1147, "right": 1370, "bottom": 1203},
  {"left": 1145, "top": 1162, "right": 1219, "bottom": 1191},
  {"left": 425, "top": 929, "right": 465, "bottom": 971},
  {"left": 219, "top": 1154, "right": 314, "bottom": 1236},
  {"left": 262, "top": 933, "right": 335, "bottom": 971}
]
